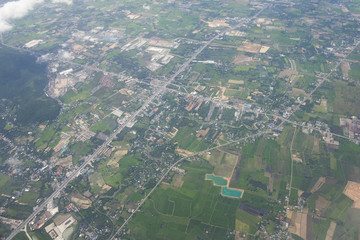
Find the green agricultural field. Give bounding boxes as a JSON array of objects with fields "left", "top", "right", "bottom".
[
  {"left": 265, "top": 29, "right": 300, "bottom": 46},
  {"left": 333, "top": 207, "right": 360, "bottom": 239},
  {"left": 96, "top": 154, "right": 142, "bottom": 190},
  {"left": 330, "top": 153, "right": 337, "bottom": 171},
  {"left": 348, "top": 53, "right": 360, "bottom": 61},
  {"left": 325, "top": 194, "right": 354, "bottom": 222},
  {"left": 174, "top": 126, "right": 211, "bottom": 152},
  {"left": 233, "top": 65, "right": 256, "bottom": 72},
  {"left": 118, "top": 153, "right": 142, "bottom": 172},
  {"left": 224, "top": 89, "right": 248, "bottom": 99},
  {"left": 34, "top": 124, "right": 58, "bottom": 149},
  {"left": 311, "top": 218, "right": 331, "bottom": 240},
  {"left": 239, "top": 140, "right": 264, "bottom": 172},
  {"left": 0, "top": 175, "right": 24, "bottom": 196},
  {"left": 69, "top": 141, "right": 93, "bottom": 164},
  {"left": 336, "top": 140, "right": 360, "bottom": 167},
  {"left": 128, "top": 160, "right": 240, "bottom": 239},
  {"left": 294, "top": 75, "right": 317, "bottom": 92},
  {"left": 332, "top": 81, "right": 360, "bottom": 116},
  {"left": 349, "top": 62, "right": 360, "bottom": 81},
  {"left": 289, "top": 189, "right": 298, "bottom": 205},
  {"left": 204, "top": 150, "right": 238, "bottom": 178},
  {"left": 226, "top": 137, "right": 290, "bottom": 199},
  {"left": 173, "top": 127, "right": 194, "bottom": 143},
  {"left": 89, "top": 172, "right": 108, "bottom": 194},
  {"left": 12, "top": 231, "right": 28, "bottom": 240},
  {"left": 103, "top": 172, "right": 123, "bottom": 188},
  {"left": 185, "top": 219, "right": 231, "bottom": 240},
  {"left": 90, "top": 117, "right": 117, "bottom": 134},
  {"left": 27, "top": 229, "right": 52, "bottom": 240},
  {"left": 0, "top": 223, "right": 11, "bottom": 239},
  {"left": 61, "top": 86, "right": 92, "bottom": 105},
  {"left": 0, "top": 174, "right": 11, "bottom": 195},
  {"left": 317, "top": 181, "right": 345, "bottom": 201},
  {"left": 17, "top": 191, "right": 39, "bottom": 206},
  {"left": 277, "top": 126, "right": 295, "bottom": 147},
  {"left": 6, "top": 204, "right": 33, "bottom": 220},
  {"left": 235, "top": 209, "right": 260, "bottom": 234}
]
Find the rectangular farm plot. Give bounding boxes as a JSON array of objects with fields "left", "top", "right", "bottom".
[
  {"left": 343, "top": 181, "right": 360, "bottom": 208},
  {"left": 206, "top": 150, "right": 238, "bottom": 178},
  {"left": 228, "top": 79, "right": 245, "bottom": 85}
]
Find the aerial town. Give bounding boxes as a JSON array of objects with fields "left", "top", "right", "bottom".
[{"left": 0, "top": 0, "right": 360, "bottom": 239}]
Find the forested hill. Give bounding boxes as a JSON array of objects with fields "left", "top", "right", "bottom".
[{"left": 0, "top": 46, "right": 60, "bottom": 125}]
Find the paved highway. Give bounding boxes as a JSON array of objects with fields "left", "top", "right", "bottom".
[
  {"left": 109, "top": 6, "right": 271, "bottom": 239},
  {"left": 6, "top": 5, "right": 269, "bottom": 239}
]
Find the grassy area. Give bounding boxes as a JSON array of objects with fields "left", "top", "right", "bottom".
[
  {"left": 325, "top": 194, "right": 354, "bottom": 222},
  {"left": 224, "top": 89, "right": 248, "bottom": 99},
  {"left": 333, "top": 207, "right": 360, "bottom": 239},
  {"left": 174, "top": 126, "right": 211, "bottom": 152},
  {"left": 332, "top": 81, "right": 360, "bottom": 116},
  {"left": 0, "top": 222, "right": 11, "bottom": 239},
  {"left": 95, "top": 153, "right": 142, "bottom": 192},
  {"left": 204, "top": 150, "right": 238, "bottom": 178},
  {"left": 62, "top": 88, "right": 92, "bottom": 105},
  {"left": 229, "top": 138, "right": 283, "bottom": 198},
  {"left": 0, "top": 174, "right": 11, "bottom": 195},
  {"left": 18, "top": 191, "right": 39, "bottom": 206},
  {"left": 349, "top": 62, "right": 360, "bottom": 81},
  {"left": 103, "top": 172, "right": 123, "bottom": 188},
  {"left": 90, "top": 117, "right": 117, "bottom": 134},
  {"left": 233, "top": 65, "right": 256, "bottom": 72},
  {"left": 317, "top": 182, "right": 344, "bottom": 201},
  {"left": 6, "top": 204, "right": 33, "bottom": 220},
  {"left": 128, "top": 160, "right": 240, "bottom": 239},
  {"left": 235, "top": 209, "right": 260, "bottom": 234},
  {"left": 89, "top": 172, "right": 107, "bottom": 193},
  {"left": 70, "top": 141, "right": 92, "bottom": 157},
  {"left": 12, "top": 231, "right": 28, "bottom": 240},
  {"left": 336, "top": 140, "right": 360, "bottom": 167},
  {"left": 28, "top": 229, "right": 52, "bottom": 240},
  {"left": 294, "top": 75, "right": 317, "bottom": 92},
  {"left": 311, "top": 218, "right": 331, "bottom": 240},
  {"left": 4, "top": 124, "right": 13, "bottom": 130},
  {"left": 34, "top": 124, "right": 58, "bottom": 149},
  {"left": 289, "top": 188, "right": 298, "bottom": 205}
]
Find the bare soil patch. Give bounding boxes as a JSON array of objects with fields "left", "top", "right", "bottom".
[
  {"left": 315, "top": 196, "right": 331, "bottom": 216},
  {"left": 287, "top": 209, "right": 308, "bottom": 239},
  {"left": 232, "top": 54, "right": 253, "bottom": 65},
  {"left": 341, "top": 61, "right": 351, "bottom": 79},
  {"left": 237, "top": 42, "right": 262, "bottom": 53},
  {"left": 171, "top": 174, "right": 184, "bottom": 189},
  {"left": 343, "top": 181, "right": 360, "bottom": 208},
  {"left": 325, "top": 222, "right": 336, "bottom": 240},
  {"left": 311, "top": 177, "right": 326, "bottom": 193}
]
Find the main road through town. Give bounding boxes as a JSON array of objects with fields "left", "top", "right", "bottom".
[{"left": 6, "top": 5, "right": 269, "bottom": 240}]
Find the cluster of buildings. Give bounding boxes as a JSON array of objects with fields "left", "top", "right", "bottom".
[{"left": 340, "top": 116, "right": 360, "bottom": 143}]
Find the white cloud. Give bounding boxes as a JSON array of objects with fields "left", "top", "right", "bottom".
[
  {"left": 0, "top": 0, "right": 44, "bottom": 33},
  {"left": 52, "top": 0, "right": 72, "bottom": 5},
  {"left": 0, "top": 0, "right": 72, "bottom": 33}
]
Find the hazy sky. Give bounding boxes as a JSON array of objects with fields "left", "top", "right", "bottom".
[{"left": 0, "top": 0, "right": 72, "bottom": 33}]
